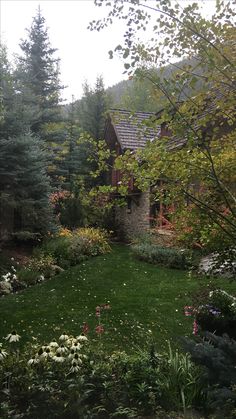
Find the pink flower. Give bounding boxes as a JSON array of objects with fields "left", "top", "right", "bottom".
[
  {"left": 193, "top": 319, "right": 198, "bottom": 335},
  {"left": 184, "top": 306, "right": 194, "bottom": 317},
  {"left": 95, "top": 325, "right": 104, "bottom": 334},
  {"left": 95, "top": 306, "right": 101, "bottom": 317},
  {"left": 82, "top": 323, "right": 89, "bottom": 334}
]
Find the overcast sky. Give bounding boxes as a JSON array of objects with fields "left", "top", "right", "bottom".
[{"left": 1, "top": 0, "right": 216, "bottom": 102}]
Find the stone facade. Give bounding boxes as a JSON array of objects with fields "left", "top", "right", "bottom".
[{"left": 115, "top": 192, "right": 150, "bottom": 241}]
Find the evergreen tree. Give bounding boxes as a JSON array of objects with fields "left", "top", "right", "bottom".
[
  {"left": 76, "top": 75, "right": 111, "bottom": 140},
  {"left": 16, "top": 6, "right": 63, "bottom": 138},
  {"left": 0, "top": 45, "right": 53, "bottom": 239},
  {"left": 182, "top": 332, "right": 236, "bottom": 414},
  {"left": 0, "top": 133, "right": 52, "bottom": 237}
]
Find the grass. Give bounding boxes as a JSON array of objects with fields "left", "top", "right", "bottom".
[{"left": 0, "top": 244, "right": 235, "bottom": 352}]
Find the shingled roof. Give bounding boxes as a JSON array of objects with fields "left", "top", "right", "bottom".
[{"left": 105, "top": 109, "right": 160, "bottom": 151}]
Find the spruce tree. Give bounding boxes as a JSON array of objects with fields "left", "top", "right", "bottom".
[
  {"left": 0, "top": 45, "right": 53, "bottom": 239},
  {"left": 76, "top": 75, "right": 111, "bottom": 140},
  {"left": 16, "top": 6, "right": 63, "bottom": 138},
  {"left": 0, "top": 133, "right": 52, "bottom": 237}
]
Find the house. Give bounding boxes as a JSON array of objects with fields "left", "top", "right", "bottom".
[{"left": 104, "top": 109, "right": 168, "bottom": 240}]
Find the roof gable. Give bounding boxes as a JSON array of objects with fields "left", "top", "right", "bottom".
[{"left": 105, "top": 109, "right": 160, "bottom": 151}]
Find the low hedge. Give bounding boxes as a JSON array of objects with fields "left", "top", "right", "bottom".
[{"left": 132, "top": 243, "right": 190, "bottom": 269}]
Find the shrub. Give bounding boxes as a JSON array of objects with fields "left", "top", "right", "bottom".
[
  {"left": 11, "top": 231, "right": 42, "bottom": 243},
  {"left": 41, "top": 236, "right": 71, "bottom": 268},
  {"left": 182, "top": 332, "right": 236, "bottom": 418},
  {"left": 17, "top": 268, "right": 42, "bottom": 286},
  {"left": 173, "top": 205, "right": 234, "bottom": 252},
  {"left": 0, "top": 265, "right": 27, "bottom": 294},
  {"left": 132, "top": 243, "right": 190, "bottom": 269},
  {"left": 196, "top": 289, "right": 236, "bottom": 339},
  {"left": 40, "top": 228, "right": 111, "bottom": 268},
  {"left": 27, "top": 254, "right": 57, "bottom": 278},
  {"left": 200, "top": 248, "right": 236, "bottom": 278},
  {"left": 73, "top": 227, "right": 111, "bottom": 255},
  {"left": 0, "top": 332, "right": 204, "bottom": 418}
]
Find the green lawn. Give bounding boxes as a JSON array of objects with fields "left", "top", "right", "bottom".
[{"left": 0, "top": 244, "right": 235, "bottom": 351}]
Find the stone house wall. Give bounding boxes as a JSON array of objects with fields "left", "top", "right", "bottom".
[{"left": 115, "top": 191, "right": 150, "bottom": 241}]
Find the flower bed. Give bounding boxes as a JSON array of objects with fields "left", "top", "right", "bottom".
[
  {"left": 0, "top": 330, "right": 203, "bottom": 418},
  {"left": 0, "top": 228, "right": 111, "bottom": 297}
]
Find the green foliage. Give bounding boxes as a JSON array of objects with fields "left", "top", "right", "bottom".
[
  {"left": 90, "top": 0, "right": 236, "bottom": 250},
  {"left": 0, "top": 132, "right": 54, "bottom": 238},
  {"left": 132, "top": 243, "right": 189, "bottom": 269},
  {"left": 27, "top": 254, "right": 56, "bottom": 279},
  {"left": 182, "top": 332, "right": 236, "bottom": 417},
  {"left": 17, "top": 268, "right": 41, "bottom": 286},
  {"left": 207, "top": 248, "right": 236, "bottom": 278},
  {"left": 40, "top": 228, "right": 111, "bottom": 269},
  {"left": 76, "top": 75, "right": 112, "bottom": 140},
  {"left": 173, "top": 206, "right": 235, "bottom": 252},
  {"left": 0, "top": 332, "right": 205, "bottom": 418},
  {"left": 16, "top": 6, "right": 62, "bottom": 137},
  {"left": 158, "top": 343, "right": 204, "bottom": 413},
  {"left": 1, "top": 244, "right": 236, "bottom": 352},
  {"left": 195, "top": 289, "right": 236, "bottom": 339}
]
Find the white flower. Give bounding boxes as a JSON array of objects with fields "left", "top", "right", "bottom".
[
  {"left": 2, "top": 272, "right": 11, "bottom": 282},
  {"left": 28, "top": 356, "right": 40, "bottom": 365},
  {"left": 59, "top": 333, "right": 69, "bottom": 341},
  {"left": 56, "top": 344, "right": 68, "bottom": 355},
  {"left": 5, "top": 331, "right": 20, "bottom": 343},
  {"left": 68, "top": 349, "right": 76, "bottom": 360},
  {"left": 49, "top": 340, "right": 59, "bottom": 348},
  {"left": 53, "top": 353, "right": 65, "bottom": 363},
  {"left": 40, "top": 346, "right": 52, "bottom": 358},
  {"left": 0, "top": 348, "right": 8, "bottom": 360},
  {"left": 72, "top": 353, "right": 83, "bottom": 364},
  {"left": 12, "top": 274, "right": 17, "bottom": 280},
  {"left": 69, "top": 361, "right": 80, "bottom": 373},
  {"left": 77, "top": 334, "right": 88, "bottom": 342},
  {"left": 66, "top": 337, "right": 77, "bottom": 346},
  {"left": 209, "top": 291, "right": 214, "bottom": 298},
  {"left": 71, "top": 342, "right": 81, "bottom": 351}
]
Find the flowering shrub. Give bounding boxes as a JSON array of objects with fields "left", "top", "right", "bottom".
[
  {"left": 41, "top": 227, "right": 111, "bottom": 268},
  {"left": 201, "top": 247, "right": 236, "bottom": 278},
  {"left": 0, "top": 331, "right": 204, "bottom": 418},
  {"left": 0, "top": 264, "right": 27, "bottom": 295},
  {"left": 56, "top": 227, "right": 73, "bottom": 237},
  {"left": 186, "top": 289, "right": 236, "bottom": 339},
  {"left": 0, "top": 253, "right": 60, "bottom": 297},
  {"left": 27, "top": 254, "right": 57, "bottom": 278}
]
